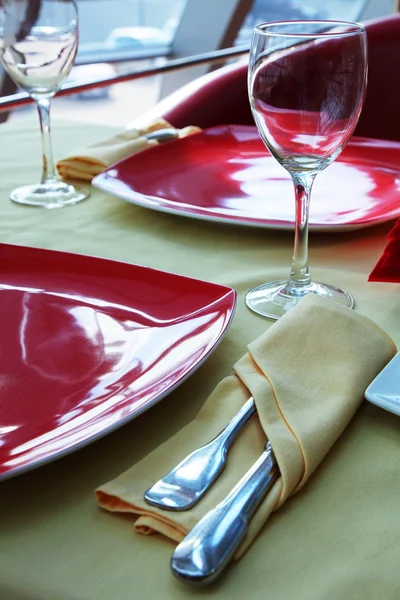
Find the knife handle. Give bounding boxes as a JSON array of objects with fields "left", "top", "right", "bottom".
[{"left": 170, "top": 442, "right": 279, "bottom": 585}]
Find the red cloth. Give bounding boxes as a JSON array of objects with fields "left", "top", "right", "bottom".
[{"left": 369, "top": 218, "right": 400, "bottom": 282}]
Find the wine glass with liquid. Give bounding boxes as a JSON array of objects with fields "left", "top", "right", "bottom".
[
  {"left": 0, "top": 0, "right": 89, "bottom": 208},
  {"left": 247, "top": 21, "right": 367, "bottom": 319}
]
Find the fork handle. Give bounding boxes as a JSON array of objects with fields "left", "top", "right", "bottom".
[{"left": 144, "top": 397, "right": 256, "bottom": 510}]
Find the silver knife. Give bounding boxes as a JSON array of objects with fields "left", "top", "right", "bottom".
[{"left": 170, "top": 442, "right": 279, "bottom": 585}]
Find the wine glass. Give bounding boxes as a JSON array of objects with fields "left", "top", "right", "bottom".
[
  {"left": 0, "top": 0, "right": 89, "bottom": 208},
  {"left": 247, "top": 20, "right": 367, "bottom": 319}
]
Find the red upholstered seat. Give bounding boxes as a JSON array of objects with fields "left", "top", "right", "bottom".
[
  {"left": 133, "top": 59, "right": 251, "bottom": 130},
  {"left": 353, "top": 13, "right": 400, "bottom": 141},
  {"left": 134, "top": 14, "right": 400, "bottom": 142}
]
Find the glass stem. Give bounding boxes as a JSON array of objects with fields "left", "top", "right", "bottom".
[
  {"left": 36, "top": 97, "right": 58, "bottom": 185},
  {"left": 288, "top": 172, "right": 316, "bottom": 288}
]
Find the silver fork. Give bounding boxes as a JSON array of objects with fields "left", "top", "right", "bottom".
[
  {"left": 144, "top": 128, "right": 180, "bottom": 143},
  {"left": 144, "top": 397, "right": 256, "bottom": 510}
]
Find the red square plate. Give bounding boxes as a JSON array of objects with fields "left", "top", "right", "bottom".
[
  {"left": 0, "top": 244, "right": 236, "bottom": 481},
  {"left": 93, "top": 125, "right": 400, "bottom": 232}
]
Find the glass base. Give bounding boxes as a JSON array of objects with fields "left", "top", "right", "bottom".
[
  {"left": 245, "top": 279, "right": 354, "bottom": 320},
  {"left": 10, "top": 181, "right": 90, "bottom": 208}
]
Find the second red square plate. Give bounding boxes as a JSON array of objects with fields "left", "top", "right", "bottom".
[{"left": 93, "top": 124, "right": 400, "bottom": 232}]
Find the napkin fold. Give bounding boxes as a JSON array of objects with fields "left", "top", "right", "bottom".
[
  {"left": 96, "top": 295, "right": 396, "bottom": 559},
  {"left": 369, "top": 217, "right": 400, "bottom": 282},
  {"left": 56, "top": 118, "right": 201, "bottom": 183}
]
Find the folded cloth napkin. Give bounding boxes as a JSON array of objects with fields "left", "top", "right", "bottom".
[
  {"left": 56, "top": 118, "right": 201, "bottom": 183},
  {"left": 369, "top": 217, "right": 400, "bottom": 282},
  {"left": 96, "top": 295, "right": 396, "bottom": 559}
]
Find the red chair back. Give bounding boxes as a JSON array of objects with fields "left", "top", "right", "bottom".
[
  {"left": 134, "top": 14, "right": 400, "bottom": 142},
  {"left": 354, "top": 14, "right": 400, "bottom": 141}
]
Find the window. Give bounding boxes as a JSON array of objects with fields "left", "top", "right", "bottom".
[
  {"left": 1, "top": 0, "right": 397, "bottom": 126},
  {"left": 235, "top": 0, "right": 370, "bottom": 46},
  {"left": 76, "top": 0, "right": 187, "bottom": 64}
]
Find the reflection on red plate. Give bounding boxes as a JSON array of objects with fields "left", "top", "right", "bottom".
[
  {"left": 0, "top": 244, "right": 236, "bottom": 481},
  {"left": 93, "top": 125, "right": 400, "bottom": 232}
]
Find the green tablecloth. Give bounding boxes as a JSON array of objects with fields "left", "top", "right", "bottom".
[{"left": 0, "top": 117, "right": 399, "bottom": 600}]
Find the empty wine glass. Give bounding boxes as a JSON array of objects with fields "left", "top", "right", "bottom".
[
  {"left": 0, "top": 0, "right": 89, "bottom": 208},
  {"left": 247, "top": 21, "right": 367, "bottom": 319}
]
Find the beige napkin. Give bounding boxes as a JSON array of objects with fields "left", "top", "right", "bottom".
[
  {"left": 96, "top": 295, "right": 396, "bottom": 558},
  {"left": 56, "top": 118, "right": 201, "bottom": 183}
]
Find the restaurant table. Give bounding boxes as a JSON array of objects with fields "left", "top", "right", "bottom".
[{"left": 1, "top": 116, "right": 400, "bottom": 600}]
